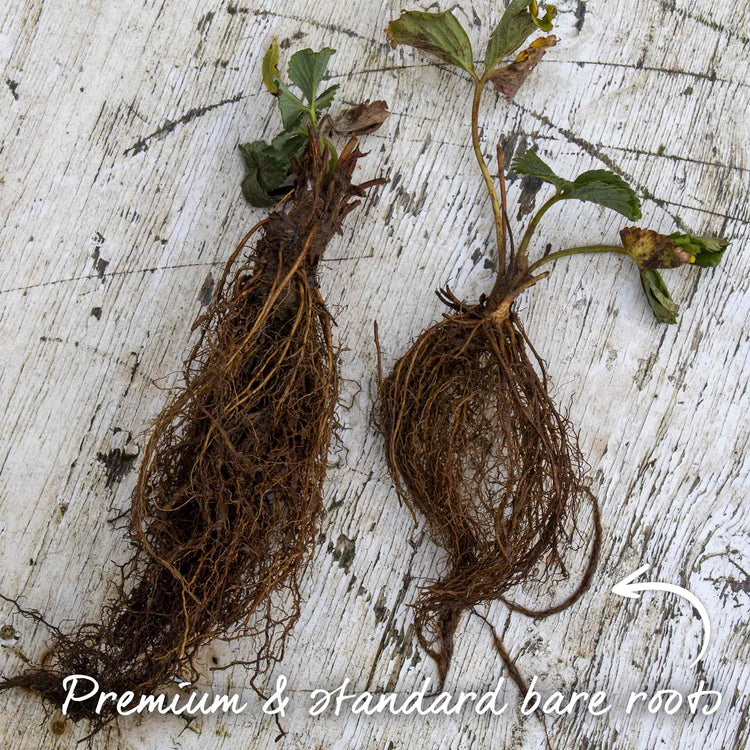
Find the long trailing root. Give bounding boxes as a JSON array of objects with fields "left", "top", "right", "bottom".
[
  {"left": 0, "top": 136, "right": 380, "bottom": 730},
  {"left": 376, "top": 290, "right": 601, "bottom": 695}
]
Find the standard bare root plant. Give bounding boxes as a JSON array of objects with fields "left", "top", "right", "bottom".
[
  {"left": 378, "top": 2, "right": 727, "bottom": 705},
  {"left": 0, "top": 44, "right": 389, "bottom": 734},
  {"left": 378, "top": 296, "right": 601, "bottom": 692}
]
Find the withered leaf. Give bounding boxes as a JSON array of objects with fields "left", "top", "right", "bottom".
[
  {"left": 489, "top": 35, "right": 556, "bottom": 100},
  {"left": 621, "top": 227, "right": 691, "bottom": 269},
  {"left": 333, "top": 100, "right": 390, "bottom": 136}
]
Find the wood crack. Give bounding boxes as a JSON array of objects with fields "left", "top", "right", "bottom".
[{"left": 123, "top": 93, "right": 245, "bottom": 156}]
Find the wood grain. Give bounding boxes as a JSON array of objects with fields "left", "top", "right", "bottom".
[{"left": 0, "top": 0, "right": 747, "bottom": 747}]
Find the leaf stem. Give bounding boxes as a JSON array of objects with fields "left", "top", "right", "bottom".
[
  {"left": 527, "top": 245, "right": 627, "bottom": 273},
  {"left": 496, "top": 143, "right": 510, "bottom": 263},
  {"left": 471, "top": 74, "right": 506, "bottom": 277},
  {"left": 517, "top": 193, "right": 564, "bottom": 261}
]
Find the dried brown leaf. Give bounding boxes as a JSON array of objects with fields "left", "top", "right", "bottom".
[
  {"left": 333, "top": 100, "right": 390, "bottom": 135},
  {"left": 489, "top": 35, "right": 557, "bottom": 100}
]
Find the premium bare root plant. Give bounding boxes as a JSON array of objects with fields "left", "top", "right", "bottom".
[
  {"left": 377, "top": 2, "right": 728, "bottom": 700},
  {"left": 0, "top": 44, "right": 388, "bottom": 733}
]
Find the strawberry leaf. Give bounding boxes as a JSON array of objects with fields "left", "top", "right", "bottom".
[
  {"left": 277, "top": 82, "right": 308, "bottom": 130},
  {"left": 669, "top": 233, "right": 729, "bottom": 268},
  {"left": 287, "top": 47, "right": 336, "bottom": 105},
  {"left": 485, "top": 0, "right": 556, "bottom": 70},
  {"left": 513, "top": 150, "right": 642, "bottom": 220},
  {"left": 271, "top": 130, "right": 308, "bottom": 160},
  {"left": 239, "top": 141, "right": 291, "bottom": 207},
  {"left": 315, "top": 84, "right": 339, "bottom": 113},
  {"left": 262, "top": 39, "right": 280, "bottom": 95},
  {"left": 387, "top": 10, "right": 474, "bottom": 74},
  {"left": 568, "top": 170, "right": 642, "bottom": 221},
  {"left": 511, "top": 149, "right": 568, "bottom": 190},
  {"left": 639, "top": 269, "right": 679, "bottom": 324},
  {"left": 333, "top": 100, "right": 391, "bottom": 135},
  {"left": 488, "top": 35, "right": 556, "bottom": 100}
]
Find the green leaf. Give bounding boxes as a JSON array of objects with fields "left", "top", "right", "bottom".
[
  {"left": 486, "top": 1, "right": 532, "bottom": 69},
  {"left": 669, "top": 232, "right": 729, "bottom": 268},
  {"left": 512, "top": 150, "right": 642, "bottom": 220},
  {"left": 277, "top": 82, "right": 308, "bottom": 129},
  {"left": 386, "top": 10, "right": 474, "bottom": 74},
  {"left": 287, "top": 47, "right": 335, "bottom": 104},
  {"left": 262, "top": 39, "right": 280, "bottom": 95},
  {"left": 238, "top": 140, "right": 291, "bottom": 207},
  {"left": 239, "top": 140, "right": 287, "bottom": 179},
  {"left": 485, "top": 0, "right": 557, "bottom": 70},
  {"left": 271, "top": 130, "right": 308, "bottom": 160},
  {"left": 639, "top": 269, "right": 679, "bottom": 324},
  {"left": 568, "top": 170, "right": 642, "bottom": 221},
  {"left": 241, "top": 171, "right": 276, "bottom": 207},
  {"left": 315, "top": 83, "right": 339, "bottom": 112},
  {"left": 511, "top": 149, "right": 570, "bottom": 190}
]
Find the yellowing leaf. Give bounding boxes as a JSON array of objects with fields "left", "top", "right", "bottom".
[
  {"left": 531, "top": 2, "right": 556, "bottom": 31},
  {"left": 262, "top": 39, "right": 280, "bottom": 95}
]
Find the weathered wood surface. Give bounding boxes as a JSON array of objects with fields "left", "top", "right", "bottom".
[{"left": 0, "top": 0, "right": 748, "bottom": 747}]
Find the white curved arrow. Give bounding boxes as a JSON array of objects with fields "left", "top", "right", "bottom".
[{"left": 612, "top": 563, "right": 711, "bottom": 668}]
